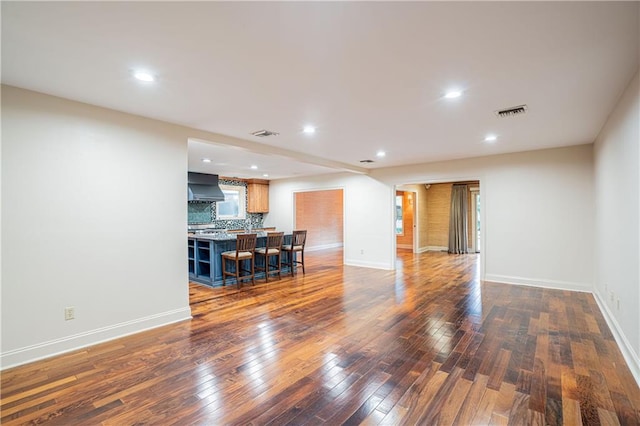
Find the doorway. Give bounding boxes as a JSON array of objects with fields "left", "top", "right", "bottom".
[
  {"left": 294, "top": 189, "right": 344, "bottom": 251},
  {"left": 395, "top": 181, "right": 480, "bottom": 254},
  {"left": 395, "top": 190, "right": 416, "bottom": 251}
]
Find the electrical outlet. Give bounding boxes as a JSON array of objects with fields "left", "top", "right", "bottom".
[
  {"left": 360, "top": 249, "right": 364, "bottom": 255},
  {"left": 64, "top": 307, "right": 75, "bottom": 321},
  {"left": 610, "top": 291, "right": 614, "bottom": 303},
  {"left": 617, "top": 298, "right": 620, "bottom": 311}
]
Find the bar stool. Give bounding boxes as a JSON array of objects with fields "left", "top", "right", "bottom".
[
  {"left": 255, "top": 232, "right": 284, "bottom": 282},
  {"left": 221, "top": 233, "right": 257, "bottom": 288},
  {"left": 282, "top": 230, "right": 307, "bottom": 275}
]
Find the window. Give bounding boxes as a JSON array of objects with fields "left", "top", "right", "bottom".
[
  {"left": 396, "top": 194, "right": 403, "bottom": 235},
  {"left": 216, "top": 184, "right": 246, "bottom": 219}
]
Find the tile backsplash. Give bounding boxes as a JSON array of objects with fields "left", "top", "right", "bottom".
[
  {"left": 188, "top": 202, "right": 212, "bottom": 224},
  {"left": 188, "top": 178, "right": 264, "bottom": 229}
]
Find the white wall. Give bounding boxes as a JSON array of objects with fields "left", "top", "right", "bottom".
[
  {"left": 374, "top": 144, "right": 596, "bottom": 291},
  {"left": 264, "top": 173, "right": 395, "bottom": 269},
  {"left": 266, "top": 144, "right": 595, "bottom": 292},
  {"left": 594, "top": 71, "right": 639, "bottom": 382},
  {"left": 1, "top": 86, "right": 192, "bottom": 368}
]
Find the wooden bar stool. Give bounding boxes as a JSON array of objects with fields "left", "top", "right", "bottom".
[
  {"left": 282, "top": 230, "right": 307, "bottom": 275},
  {"left": 221, "top": 233, "right": 257, "bottom": 288},
  {"left": 255, "top": 232, "right": 284, "bottom": 282}
]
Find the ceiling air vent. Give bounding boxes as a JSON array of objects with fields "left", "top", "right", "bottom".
[
  {"left": 251, "top": 129, "right": 280, "bottom": 137},
  {"left": 495, "top": 104, "right": 528, "bottom": 118},
  {"left": 360, "top": 159, "right": 375, "bottom": 163}
]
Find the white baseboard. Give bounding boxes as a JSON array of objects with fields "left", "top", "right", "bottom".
[
  {"left": 344, "top": 259, "right": 393, "bottom": 270},
  {"left": 0, "top": 307, "right": 192, "bottom": 370},
  {"left": 425, "top": 246, "right": 448, "bottom": 252},
  {"left": 396, "top": 244, "right": 412, "bottom": 250},
  {"left": 416, "top": 246, "right": 447, "bottom": 253},
  {"left": 484, "top": 274, "right": 591, "bottom": 292},
  {"left": 305, "top": 242, "right": 343, "bottom": 252},
  {"left": 593, "top": 291, "right": 640, "bottom": 387},
  {"left": 417, "top": 246, "right": 476, "bottom": 253}
]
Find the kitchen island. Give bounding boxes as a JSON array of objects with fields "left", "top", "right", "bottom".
[{"left": 188, "top": 232, "right": 294, "bottom": 286}]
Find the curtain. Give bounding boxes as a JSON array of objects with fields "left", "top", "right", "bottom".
[{"left": 448, "top": 184, "right": 469, "bottom": 254}]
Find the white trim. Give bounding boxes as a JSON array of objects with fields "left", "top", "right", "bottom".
[
  {"left": 344, "top": 259, "right": 393, "bottom": 270},
  {"left": 305, "top": 242, "right": 343, "bottom": 252},
  {"left": 410, "top": 190, "right": 418, "bottom": 254},
  {"left": 484, "top": 274, "right": 591, "bottom": 292},
  {"left": 0, "top": 307, "right": 192, "bottom": 370},
  {"left": 470, "top": 190, "right": 480, "bottom": 253},
  {"left": 593, "top": 291, "right": 640, "bottom": 387},
  {"left": 425, "top": 245, "right": 448, "bottom": 252},
  {"left": 397, "top": 244, "right": 413, "bottom": 250},
  {"left": 416, "top": 246, "right": 430, "bottom": 253}
]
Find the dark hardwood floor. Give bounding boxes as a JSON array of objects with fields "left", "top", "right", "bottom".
[{"left": 2, "top": 249, "right": 639, "bottom": 425}]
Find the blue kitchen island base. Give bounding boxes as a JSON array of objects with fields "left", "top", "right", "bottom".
[{"left": 188, "top": 233, "right": 296, "bottom": 287}]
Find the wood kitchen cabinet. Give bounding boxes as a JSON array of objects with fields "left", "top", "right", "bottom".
[{"left": 247, "top": 179, "right": 269, "bottom": 213}]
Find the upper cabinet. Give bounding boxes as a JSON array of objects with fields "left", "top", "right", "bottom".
[{"left": 247, "top": 179, "right": 269, "bottom": 213}]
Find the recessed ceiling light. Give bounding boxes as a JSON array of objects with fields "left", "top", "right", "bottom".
[
  {"left": 133, "top": 71, "right": 155, "bottom": 82},
  {"left": 250, "top": 165, "right": 258, "bottom": 170},
  {"left": 303, "top": 125, "right": 316, "bottom": 134},
  {"left": 444, "top": 90, "right": 462, "bottom": 99},
  {"left": 376, "top": 150, "right": 386, "bottom": 158},
  {"left": 201, "top": 158, "right": 211, "bottom": 163},
  {"left": 484, "top": 134, "right": 498, "bottom": 142},
  {"left": 263, "top": 174, "right": 269, "bottom": 178}
]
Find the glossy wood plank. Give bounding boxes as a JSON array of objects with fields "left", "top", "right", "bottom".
[{"left": 2, "top": 249, "right": 639, "bottom": 425}]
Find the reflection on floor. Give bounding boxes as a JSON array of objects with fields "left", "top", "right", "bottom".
[{"left": 2, "top": 249, "right": 639, "bottom": 424}]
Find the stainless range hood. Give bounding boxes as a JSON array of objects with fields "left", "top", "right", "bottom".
[{"left": 188, "top": 172, "right": 225, "bottom": 202}]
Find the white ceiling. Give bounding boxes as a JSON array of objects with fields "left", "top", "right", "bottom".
[{"left": 2, "top": 2, "right": 639, "bottom": 180}]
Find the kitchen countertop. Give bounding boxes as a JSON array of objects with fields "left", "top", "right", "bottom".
[{"left": 188, "top": 231, "right": 270, "bottom": 241}]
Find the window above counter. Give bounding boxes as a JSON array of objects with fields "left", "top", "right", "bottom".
[{"left": 216, "top": 184, "right": 246, "bottom": 220}]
